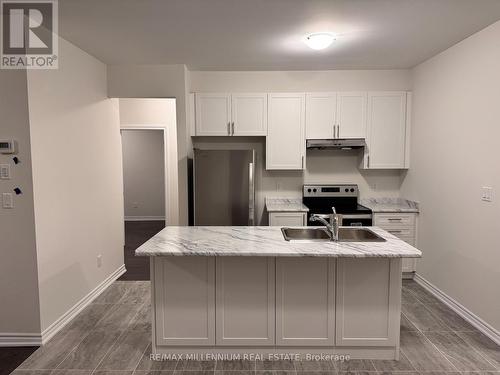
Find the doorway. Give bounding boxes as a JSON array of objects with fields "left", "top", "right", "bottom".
[{"left": 120, "top": 129, "right": 166, "bottom": 280}]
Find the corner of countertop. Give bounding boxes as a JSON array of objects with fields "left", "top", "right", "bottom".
[{"left": 360, "top": 197, "right": 420, "bottom": 213}]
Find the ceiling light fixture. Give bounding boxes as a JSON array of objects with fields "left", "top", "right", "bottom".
[{"left": 305, "top": 32, "right": 336, "bottom": 50}]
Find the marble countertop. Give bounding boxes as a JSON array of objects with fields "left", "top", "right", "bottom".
[
  {"left": 361, "top": 198, "right": 419, "bottom": 213},
  {"left": 135, "top": 226, "right": 421, "bottom": 258},
  {"left": 265, "top": 197, "right": 309, "bottom": 212}
]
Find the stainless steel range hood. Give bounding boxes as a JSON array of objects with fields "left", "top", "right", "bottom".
[{"left": 306, "top": 138, "right": 366, "bottom": 150}]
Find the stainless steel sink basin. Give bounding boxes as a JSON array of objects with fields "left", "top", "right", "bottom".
[{"left": 281, "top": 227, "right": 386, "bottom": 243}]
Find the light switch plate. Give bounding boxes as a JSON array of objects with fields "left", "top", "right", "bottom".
[
  {"left": 0, "top": 164, "right": 11, "bottom": 179},
  {"left": 481, "top": 186, "right": 493, "bottom": 202},
  {"left": 2, "top": 193, "right": 13, "bottom": 208}
]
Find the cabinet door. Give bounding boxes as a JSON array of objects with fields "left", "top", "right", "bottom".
[
  {"left": 269, "top": 212, "right": 306, "bottom": 226},
  {"left": 366, "top": 92, "right": 407, "bottom": 168},
  {"left": 337, "top": 92, "right": 367, "bottom": 139},
  {"left": 305, "top": 92, "right": 336, "bottom": 139},
  {"left": 153, "top": 257, "right": 215, "bottom": 346},
  {"left": 267, "top": 93, "right": 305, "bottom": 170},
  {"left": 232, "top": 93, "right": 268, "bottom": 136},
  {"left": 336, "top": 258, "right": 401, "bottom": 346},
  {"left": 216, "top": 257, "right": 275, "bottom": 345},
  {"left": 195, "top": 93, "right": 231, "bottom": 136},
  {"left": 276, "top": 258, "right": 335, "bottom": 346}
]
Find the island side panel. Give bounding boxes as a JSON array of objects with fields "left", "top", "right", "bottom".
[
  {"left": 335, "top": 258, "right": 402, "bottom": 349},
  {"left": 276, "top": 257, "right": 335, "bottom": 346},
  {"left": 153, "top": 256, "right": 215, "bottom": 346},
  {"left": 216, "top": 257, "right": 275, "bottom": 345}
]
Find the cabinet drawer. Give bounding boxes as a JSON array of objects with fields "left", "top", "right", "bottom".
[
  {"left": 383, "top": 228, "right": 415, "bottom": 239},
  {"left": 374, "top": 213, "right": 415, "bottom": 227}
]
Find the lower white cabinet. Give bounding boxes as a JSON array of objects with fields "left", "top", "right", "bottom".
[
  {"left": 335, "top": 258, "right": 401, "bottom": 346},
  {"left": 268, "top": 212, "right": 307, "bottom": 226},
  {"left": 216, "top": 257, "right": 275, "bottom": 345},
  {"left": 276, "top": 258, "right": 335, "bottom": 346},
  {"left": 153, "top": 256, "right": 215, "bottom": 346},
  {"left": 373, "top": 213, "right": 418, "bottom": 274}
]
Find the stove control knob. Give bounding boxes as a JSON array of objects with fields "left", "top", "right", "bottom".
[
  {"left": 345, "top": 188, "right": 349, "bottom": 192},
  {"left": 313, "top": 188, "right": 317, "bottom": 193},
  {"left": 307, "top": 188, "right": 311, "bottom": 193},
  {"left": 350, "top": 188, "right": 355, "bottom": 192}
]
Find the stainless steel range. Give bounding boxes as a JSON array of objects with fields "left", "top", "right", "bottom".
[{"left": 303, "top": 184, "right": 373, "bottom": 226}]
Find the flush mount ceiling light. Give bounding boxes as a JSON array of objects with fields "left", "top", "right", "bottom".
[{"left": 305, "top": 32, "right": 336, "bottom": 50}]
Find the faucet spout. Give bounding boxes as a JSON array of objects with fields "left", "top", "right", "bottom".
[{"left": 309, "top": 207, "right": 339, "bottom": 241}]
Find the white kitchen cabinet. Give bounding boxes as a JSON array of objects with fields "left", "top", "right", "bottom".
[
  {"left": 216, "top": 257, "right": 275, "bottom": 345},
  {"left": 231, "top": 93, "right": 268, "bottom": 136},
  {"left": 276, "top": 258, "right": 335, "bottom": 346},
  {"left": 337, "top": 92, "right": 367, "bottom": 138},
  {"left": 195, "top": 93, "right": 232, "bottom": 136},
  {"left": 305, "top": 92, "right": 337, "bottom": 139},
  {"left": 195, "top": 93, "right": 267, "bottom": 136},
  {"left": 335, "top": 258, "right": 401, "bottom": 346},
  {"left": 374, "top": 213, "right": 418, "bottom": 274},
  {"left": 364, "top": 92, "right": 409, "bottom": 169},
  {"left": 268, "top": 212, "right": 306, "bottom": 226},
  {"left": 305, "top": 92, "right": 367, "bottom": 140},
  {"left": 267, "top": 93, "right": 306, "bottom": 170},
  {"left": 153, "top": 257, "right": 215, "bottom": 346}
]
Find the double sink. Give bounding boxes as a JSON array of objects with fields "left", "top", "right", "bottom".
[{"left": 281, "top": 227, "right": 386, "bottom": 243}]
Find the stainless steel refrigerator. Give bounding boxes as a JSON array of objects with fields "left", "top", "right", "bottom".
[{"left": 193, "top": 149, "right": 255, "bottom": 226}]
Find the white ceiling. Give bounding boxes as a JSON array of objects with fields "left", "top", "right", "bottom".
[{"left": 58, "top": 0, "right": 500, "bottom": 70}]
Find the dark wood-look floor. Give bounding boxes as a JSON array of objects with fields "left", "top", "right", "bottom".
[
  {"left": 0, "top": 221, "right": 163, "bottom": 375},
  {"left": 119, "top": 220, "right": 166, "bottom": 281},
  {"left": 10, "top": 279, "right": 500, "bottom": 374},
  {"left": 0, "top": 347, "right": 37, "bottom": 375}
]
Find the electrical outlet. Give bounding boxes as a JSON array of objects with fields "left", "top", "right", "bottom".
[
  {"left": 2, "top": 193, "right": 13, "bottom": 208},
  {"left": 97, "top": 254, "right": 102, "bottom": 268},
  {"left": 481, "top": 186, "right": 493, "bottom": 202},
  {"left": 0, "top": 164, "right": 10, "bottom": 179}
]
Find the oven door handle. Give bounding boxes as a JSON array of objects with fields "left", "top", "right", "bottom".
[{"left": 339, "top": 214, "right": 372, "bottom": 219}]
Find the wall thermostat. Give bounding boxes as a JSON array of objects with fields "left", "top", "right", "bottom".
[{"left": 0, "top": 140, "right": 17, "bottom": 154}]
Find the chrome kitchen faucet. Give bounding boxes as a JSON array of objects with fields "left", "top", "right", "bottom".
[{"left": 309, "top": 207, "right": 339, "bottom": 241}]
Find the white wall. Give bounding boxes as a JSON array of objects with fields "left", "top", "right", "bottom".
[
  {"left": 27, "top": 37, "right": 124, "bottom": 332},
  {"left": 191, "top": 69, "right": 412, "bottom": 214},
  {"left": 0, "top": 70, "right": 41, "bottom": 337},
  {"left": 108, "top": 65, "right": 190, "bottom": 224},
  {"left": 118, "top": 98, "right": 179, "bottom": 224},
  {"left": 122, "top": 130, "right": 165, "bottom": 219},
  {"left": 402, "top": 21, "right": 500, "bottom": 332}
]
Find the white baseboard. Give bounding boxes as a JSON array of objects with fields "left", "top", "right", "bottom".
[
  {"left": 0, "top": 264, "right": 126, "bottom": 347},
  {"left": 414, "top": 273, "right": 500, "bottom": 345},
  {"left": 125, "top": 216, "right": 165, "bottom": 221},
  {"left": 40, "top": 264, "right": 126, "bottom": 345},
  {"left": 0, "top": 333, "right": 43, "bottom": 346}
]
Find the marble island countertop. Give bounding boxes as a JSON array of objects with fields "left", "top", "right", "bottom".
[
  {"left": 361, "top": 197, "right": 419, "bottom": 213},
  {"left": 135, "top": 226, "right": 422, "bottom": 258},
  {"left": 265, "top": 197, "right": 309, "bottom": 212}
]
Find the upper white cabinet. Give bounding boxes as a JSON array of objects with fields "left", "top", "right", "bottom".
[
  {"left": 337, "top": 92, "right": 367, "bottom": 139},
  {"left": 306, "top": 92, "right": 337, "bottom": 139},
  {"left": 364, "top": 92, "right": 410, "bottom": 169},
  {"left": 267, "top": 93, "right": 306, "bottom": 170},
  {"left": 231, "top": 93, "right": 268, "bottom": 135},
  {"left": 195, "top": 93, "right": 232, "bottom": 136},
  {"left": 306, "top": 92, "right": 367, "bottom": 139},
  {"left": 195, "top": 93, "right": 267, "bottom": 136}
]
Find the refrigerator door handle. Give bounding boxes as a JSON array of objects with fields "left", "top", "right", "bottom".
[{"left": 248, "top": 161, "right": 255, "bottom": 225}]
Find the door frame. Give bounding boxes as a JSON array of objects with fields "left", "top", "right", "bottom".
[{"left": 120, "top": 125, "right": 178, "bottom": 226}]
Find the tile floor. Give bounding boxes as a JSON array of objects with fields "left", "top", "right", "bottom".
[{"left": 11, "top": 279, "right": 500, "bottom": 375}]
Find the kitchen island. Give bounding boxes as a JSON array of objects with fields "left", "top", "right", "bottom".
[{"left": 135, "top": 226, "right": 421, "bottom": 360}]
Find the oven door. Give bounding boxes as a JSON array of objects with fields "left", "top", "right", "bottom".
[{"left": 339, "top": 214, "right": 373, "bottom": 227}]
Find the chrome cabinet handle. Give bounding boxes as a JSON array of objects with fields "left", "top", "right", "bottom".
[
  {"left": 301, "top": 155, "right": 304, "bottom": 169},
  {"left": 388, "top": 230, "right": 403, "bottom": 233},
  {"left": 388, "top": 218, "right": 403, "bottom": 221},
  {"left": 367, "top": 155, "right": 370, "bottom": 168},
  {"left": 227, "top": 122, "right": 231, "bottom": 135},
  {"left": 231, "top": 122, "right": 235, "bottom": 135}
]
